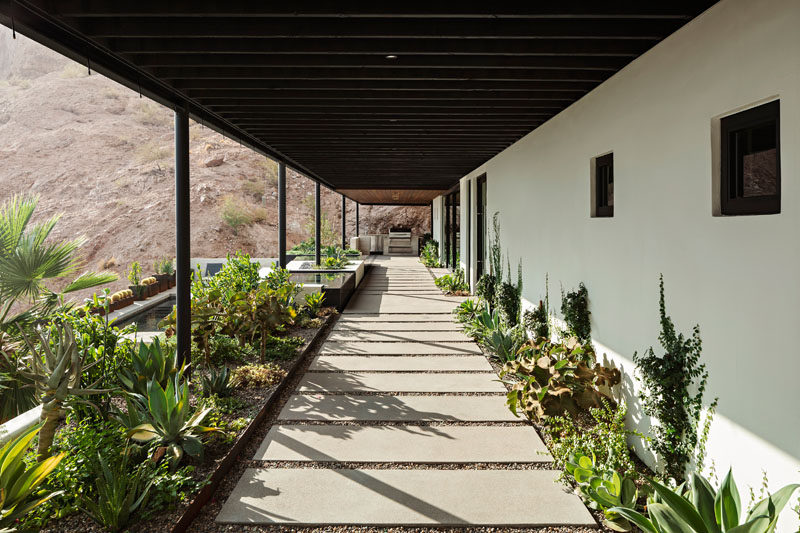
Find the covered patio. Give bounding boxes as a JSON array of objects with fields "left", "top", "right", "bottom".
[{"left": 7, "top": 2, "right": 797, "bottom": 533}]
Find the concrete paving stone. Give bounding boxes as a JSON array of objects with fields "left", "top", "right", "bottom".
[
  {"left": 338, "top": 313, "right": 454, "bottom": 322},
  {"left": 254, "top": 424, "right": 552, "bottom": 462},
  {"left": 309, "top": 355, "right": 493, "bottom": 372},
  {"left": 296, "top": 372, "right": 505, "bottom": 393},
  {"left": 345, "top": 293, "right": 466, "bottom": 314},
  {"left": 216, "top": 468, "right": 594, "bottom": 526},
  {"left": 333, "top": 322, "right": 462, "bottom": 331},
  {"left": 278, "top": 394, "right": 521, "bottom": 422},
  {"left": 320, "top": 341, "right": 481, "bottom": 355},
  {"left": 327, "top": 330, "right": 472, "bottom": 342},
  {"left": 357, "top": 291, "right": 443, "bottom": 296}
]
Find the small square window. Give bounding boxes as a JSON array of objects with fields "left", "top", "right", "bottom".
[
  {"left": 721, "top": 101, "right": 780, "bottom": 215},
  {"left": 595, "top": 153, "right": 614, "bottom": 217}
]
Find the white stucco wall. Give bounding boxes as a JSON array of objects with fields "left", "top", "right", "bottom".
[{"left": 448, "top": 0, "right": 800, "bottom": 528}]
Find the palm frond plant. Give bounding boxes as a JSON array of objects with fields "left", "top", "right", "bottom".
[
  {"left": 0, "top": 424, "right": 65, "bottom": 531},
  {"left": 0, "top": 194, "right": 117, "bottom": 332},
  {"left": 0, "top": 195, "right": 115, "bottom": 420}
]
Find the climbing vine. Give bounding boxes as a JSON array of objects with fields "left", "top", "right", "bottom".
[{"left": 633, "top": 275, "right": 718, "bottom": 483}]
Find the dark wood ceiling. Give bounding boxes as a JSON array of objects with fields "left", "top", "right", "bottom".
[{"left": 1, "top": 1, "right": 716, "bottom": 197}]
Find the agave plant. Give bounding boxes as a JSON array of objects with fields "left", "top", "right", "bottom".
[
  {"left": 201, "top": 366, "right": 231, "bottom": 397},
  {"left": 80, "top": 450, "right": 154, "bottom": 532},
  {"left": 0, "top": 425, "right": 65, "bottom": 531},
  {"left": 18, "top": 322, "right": 105, "bottom": 459},
  {"left": 128, "top": 377, "right": 222, "bottom": 467},
  {"left": 118, "top": 337, "right": 183, "bottom": 396},
  {"left": 566, "top": 452, "right": 638, "bottom": 531},
  {"left": 610, "top": 470, "right": 799, "bottom": 533},
  {"left": 453, "top": 298, "right": 481, "bottom": 324}
]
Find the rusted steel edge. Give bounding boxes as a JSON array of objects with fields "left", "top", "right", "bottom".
[{"left": 171, "top": 314, "right": 335, "bottom": 533}]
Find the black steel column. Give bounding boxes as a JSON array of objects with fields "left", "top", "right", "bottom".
[
  {"left": 278, "top": 162, "right": 287, "bottom": 268},
  {"left": 341, "top": 194, "right": 346, "bottom": 249},
  {"left": 315, "top": 182, "right": 321, "bottom": 265},
  {"left": 451, "top": 193, "right": 457, "bottom": 270},
  {"left": 174, "top": 105, "right": 191, "bottom": 372},
  {"left": 356, "top": 203, "right": 360, "bottom": 236}
]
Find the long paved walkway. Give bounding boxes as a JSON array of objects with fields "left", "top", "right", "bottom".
[{"left": 216, "top": 256, "right": 595, "bottom": 528}]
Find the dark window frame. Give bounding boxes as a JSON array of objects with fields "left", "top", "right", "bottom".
[
  {"left": 476, "top": 174, "right": 487, "bottom": 278},
  {"left": 595, "top": 153, "right": 614, "bottom": 218},
  {"left": 720, "top": 100, "right": 780, "bottom": 216}
]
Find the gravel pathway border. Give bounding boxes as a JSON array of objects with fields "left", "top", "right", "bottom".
[{"left": 173, "top": 312, "right": 336, "bottom": 533}]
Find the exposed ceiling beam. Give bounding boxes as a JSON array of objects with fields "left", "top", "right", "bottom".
[
  {"left": 71, "top": 18, "right": 686, "bottom": 39},
  {"left": 52, "top": 1, "right": 709, "bottom": 19}
]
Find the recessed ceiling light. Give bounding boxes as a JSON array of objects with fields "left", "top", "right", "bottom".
[{"left": 385, "top": 54, "right": 398, "bottom": 60}]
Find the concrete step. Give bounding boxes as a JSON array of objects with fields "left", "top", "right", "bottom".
[
  {"left": 310, "top": 355, "right": 493, "bottom": 372},
  {"left": 255, "top": 424, "right": 551, "bottom": 462},
  {"left": 296, "top": 372, "right": 505, "bottom": 393},
  {"left": 320, "top": 341, "right": 482, "bottom": 355},
  {"left": 216, "top": 468, "right": 595, "bottom": 526},
  {"left": 338, "top": 313, "right": 454, "bottom": 322},
  {"left": 327, "top": 330, "right": 472, "bottom": 342},
  {"left": 333, "top": 322, "right": 462, "bottom": 331},
  {"left": 278, "top": 394, "right": 521, "bottom": 422}
]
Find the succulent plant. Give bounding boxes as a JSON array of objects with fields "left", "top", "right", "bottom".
[
  {"left": 17, "top": 322, "right": 105, "bottom": 458},
  {"left": 500, "top": 338, "right": 620, "bottom": 422},
  {"left": 566, "top": 452, "right": 638, "bottom": 531},
  {"left": 118, "top": 337, "right": 183, "bottom": 397},
  {"left": 201, "top": 366, "right": 232, "bottom": 397},
  {"left": 127, "top": 377, "right": 222, "bottom": 466},
  {"left": 127, "top": 261, "right": 142, "bottom": 286},
  {"left": 303, "top": 291, "right": 325, "bottom": 317},
  {"left": 0, "top": 424, "right": 65, "bottom": 530},
  {"left": 611, "top": 470, "right": 799, "bottom": 533}
]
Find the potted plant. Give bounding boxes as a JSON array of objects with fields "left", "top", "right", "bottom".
[
  {"left": 128, "top": 261, "right": 146, "bottom": 300},
  {"left": 168, "top": 258, "right": 177, "bottom": 287},
  {"left": 153, "top": 258, "right": 171, "bottom": 291},
  {"left": 142, "top": 276, "right": 158, "bottom": 297}
]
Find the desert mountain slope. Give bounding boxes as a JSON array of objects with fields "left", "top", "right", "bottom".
[{"left": 0, "top": 28, "right": 431, "bottom": 298}]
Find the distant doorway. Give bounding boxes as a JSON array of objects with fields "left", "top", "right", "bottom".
[{"left": 476, "top": 174, "right": 487, "bottom": 278}]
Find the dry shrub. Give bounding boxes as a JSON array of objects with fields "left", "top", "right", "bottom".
[
  {"left": 230, "top": 363, "right": 287, "bottom": 388},
  {"left": 241, "top": 177, "right": 266, "bottom": 200},
  {"left": 250, "top": 205, "right": 268, "bottom": 223},
  {"left": 98, "top": 256, "right": 119, "bottom": 270},
  {"left": 60, "top": 63, "right": 88, "bottom": 79},
  {"left": 8, "top": 76, "right": 31, "bottom": 89},
  {"left": 219, "top": 195, "right": 254, "bottom": 233},
  {"left": 133, "top": 100, "right": 171, "bottom": 126},
  {"left": 135, "top": 141, "right": 171, "bottom": 163}
]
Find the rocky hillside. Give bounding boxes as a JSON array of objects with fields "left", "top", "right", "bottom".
[{"left": 0, "top": 28, "right": 430, "bottom": 297}]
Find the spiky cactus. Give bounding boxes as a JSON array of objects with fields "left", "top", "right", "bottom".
[{"left": 19, "top": 322, "right": 104, "bottom": 459}]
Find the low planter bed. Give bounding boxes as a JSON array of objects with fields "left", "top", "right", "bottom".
[{"left": 38, "top": 315, "right": 334, "bottom": 533}]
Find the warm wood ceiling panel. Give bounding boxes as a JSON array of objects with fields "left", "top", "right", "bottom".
[
  {"left": 2, "top": 1, "right": 718, "bottom": 191},
  {"left": 339, "top": 189, "right": 446, "bottom": 206}
]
